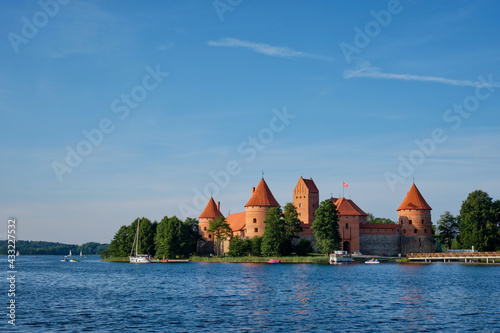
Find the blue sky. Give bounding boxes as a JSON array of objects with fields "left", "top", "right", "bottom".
[{"left": 1, "top": 0, "right": 499, "bottom": 244}]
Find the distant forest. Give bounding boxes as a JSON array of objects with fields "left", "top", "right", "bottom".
[{"left": 0, "top": 240, "right": 109, "bottom": 255}]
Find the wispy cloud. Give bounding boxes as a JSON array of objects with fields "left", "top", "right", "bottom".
[
  {"left": 207, "top": 37, "right": 333, "bottom": 61},
  {"left": 344, "top": 61, "right": 500, "bottom": 88}
]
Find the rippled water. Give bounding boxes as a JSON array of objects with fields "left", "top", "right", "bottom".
[{"left": 1, "top": 256, "right": 499, "bottom": 332}]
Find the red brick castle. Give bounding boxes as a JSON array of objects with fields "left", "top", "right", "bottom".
[{"left": 199, "top": 177, "right": 435, "bottom": 255}]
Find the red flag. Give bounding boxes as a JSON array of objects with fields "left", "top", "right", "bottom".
[{"left": 343, "top": 182, "right": 348, "bottom": 188}]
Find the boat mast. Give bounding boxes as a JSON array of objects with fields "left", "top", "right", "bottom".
[{"left": 135, "top": 219, "right": 140, "bottom": 256}]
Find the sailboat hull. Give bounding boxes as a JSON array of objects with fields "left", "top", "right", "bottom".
[{"left": 130, "top": 256, "right": 151, "bottom": 263}]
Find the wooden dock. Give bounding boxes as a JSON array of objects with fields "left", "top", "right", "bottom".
[{"left": 407, "top": 252, "right": 500, "bottom": 263}]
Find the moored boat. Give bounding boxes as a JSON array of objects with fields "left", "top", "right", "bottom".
[
  {"left": 365, "top": 258, "right": 380, "bottom": 264},
  {"left": 330, "top": 251, "right": 353, "bottom": 264},
  {"left": 129, "top": 219, "right": 151, "bottom": 264},
  {"left": 267, "top": 259, "right": 280, "bottom": 264},
  {"left": 69, "top": 258, "right": 79, "bottom": 262}
]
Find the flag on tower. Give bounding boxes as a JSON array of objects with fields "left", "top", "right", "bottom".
[{"left": 343, "top": 182, "right": 348, "bottom": 188}]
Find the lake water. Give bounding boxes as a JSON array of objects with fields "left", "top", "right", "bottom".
[{"left": 1, "top": 256, "right": 499, "bottom": 332}]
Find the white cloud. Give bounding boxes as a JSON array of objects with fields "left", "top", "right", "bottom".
[
  {"left": 344, "top": 61, "right": 500, "bottom": 88},
  {"left": 207, "top": 37, "right": 333, "bottom": 61}
]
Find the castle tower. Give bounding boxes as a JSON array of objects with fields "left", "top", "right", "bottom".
[
  {"left": 397, "top": 183, "right": 435, "bottom": 253},
  {"left": 199, "top": 197, "right": 224, "bottom": 241},
  {"left": 330, "top": 197, "right": 367, "bottom": 253},
  {"left": 293, "top": 177, "right": 319, "bottom": 236},
  {"left": 244, "top": 178, "right": 279, "bottom": 237}
]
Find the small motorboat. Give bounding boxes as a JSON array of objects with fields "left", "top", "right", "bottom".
[
  {"left": 69, "top": 258, "right": 79, "bottom": 262},
  {"left": 160, "top": 259, "right": 169, "bottom": 263},
  {"left": 330, "top": 251, "right": 353, "bottom": 264},
  {"left": 365, "top": 258, "right": 380, "bottom": 264},
  {"left": 267, "top": 259, "right": 281, "bottom": 264},
  {"left": 152, "top": 259, "right": 161, "bottom": 263}
]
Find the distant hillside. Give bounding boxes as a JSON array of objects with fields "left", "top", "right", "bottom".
[{"left": 0, "top": 240, "right": 109, "bottom": 255}]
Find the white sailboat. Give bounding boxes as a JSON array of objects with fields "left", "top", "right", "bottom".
[
  {"left": 129, "top": 220, "right": 151, "bottom": 263},
  {"left": 16, "top": 251, "right": 20, "bottom": 257},
  {"left": 80, "top": 250, "right": 82, "bottom": 258},
  {"left": 69, "top": 250, "right": 72, "bottom": 257}
]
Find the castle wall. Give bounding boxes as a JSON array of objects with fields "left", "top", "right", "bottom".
[
  {"left": 401, "top": 235, "right": 436, "bottom": 254},
  {"left": 359, "top": 234, "right": 401, "bottom": 256}
]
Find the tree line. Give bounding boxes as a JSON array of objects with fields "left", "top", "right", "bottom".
[
  {"left": 435, "top": 190, "right": 500, "bottom": 252},
  {"left": 101, "top": 216, "right": 201, "bottom": 259},
  {"left": 0, "top": 240, "right": 109, "bottom": 255},
  {"left": 103, "top": 200, "right": 343, "bottom": 259}
]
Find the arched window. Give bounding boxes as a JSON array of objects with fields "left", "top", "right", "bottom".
[
  {"left": 204, "top": 227, "right": 206, "bottom": 231},
  {"left": 414, "top": 229, "right": 417, "bottom": 234},
  {"left": 345, "top": 223, "right": 348, "bottom": 229},
  {"left": 424, "top": 229, "right": 427, "bottom": 233},
  {"left": 253, "top": 218, "right": 257, "bottom": 223},
  {"left": 409, "top": 220, "right": 413, "bottom": 225},
  {"left": 209, "top": 234, "right": 211, "bottom": 239},
  {"left": 299, "top": 203, "right": 302, "bottom": 208},
  {"left": 254, "top": 228, "right": 258, "bottom": 233}
]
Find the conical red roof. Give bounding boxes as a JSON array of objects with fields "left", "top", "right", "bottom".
[
  {"left": 199, "top": 197, "right": 224, "bottom": 218},
  {"left": 397, "top": 184, "right": 432, "bottom": 211},
  {"left": 244, "top": 178, "right": 279, "bottom": 207}
]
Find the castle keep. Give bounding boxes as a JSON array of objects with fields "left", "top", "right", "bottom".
[{"left": 199, "top": 177, "right": 435, "bottom": 255}]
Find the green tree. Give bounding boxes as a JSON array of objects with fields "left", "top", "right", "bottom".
[
  {"left": 295, "top": 239, "right": 313, "bottom": 256},
  {"left": 261, "top": 207, "right": 286, "bottom": 256},
  {"left": 457, "top": 190, "right": 500, "bottom": 251},
  {"left": 208, "top": 216, "right": 232, "bottom": 256},
  {"left": 250, "top": 236, "right": 262, "bottom": 256},
  {"left": 155, "top": 216, "right": 185, "bottom": 258},
  {"left": 311, "top": 199, "right": 341, "bottom": 255},
  {"left": 108, "top": 225, "right": 135, "bottom": 257},
  {"left": 282, "top": 203, "right": 303, "bottom": 253},
  {"left": 183, "top": 217, "right": 201, "bottom": 256},
  {"left": 435, "top": 211, "right": 458, "bottom": 250},
  {"left": 367, "top": 213, "right": 395, "bottom": 224},
  {"left": 261, "top": 204, "right": 303, "bottom": 257},
  {"left": 228, "top": 235, "right": 251, "bottom": 257}
]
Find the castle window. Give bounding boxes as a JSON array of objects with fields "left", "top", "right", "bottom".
[
  {"left": 400, "top": 219, "right": 403, "bottom": 223},
  {"left": 403, "top": 229, "right": 406, "bottom": 234},
  {"left": 209, "top": 234, "right": 212, "bottom": 239},
  {"left": 409, "top": 220, "right": 412, "bottom": 225},
  {"left": 345, "top": 223, "right": 348, "bottom": 229},
  {"left": 253, "top": 218, "right": 257, "bottom": 223},
  {"left": 312, "top": 204, "right": 315, "bottom": 208},
  {"left": 299, "top": 203, "right": 302, "bottom": 208},
  {"left": 254, "top": 228, "right": 258, "bottom": 233},
  {"left": 204, "top": 227, "right": 206, "bottom": 231},
  {"left": 299, "top": 213, "right": 302, "bottom": 216},
  {"left": 414, "top": 229, "right": 417, "bottom": 234},
  {"left": 424, "top": 229, "right": 427, "bottom": 233},
  {"left": 422, "top": 220, "right": 424, "bottom": 224}
]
